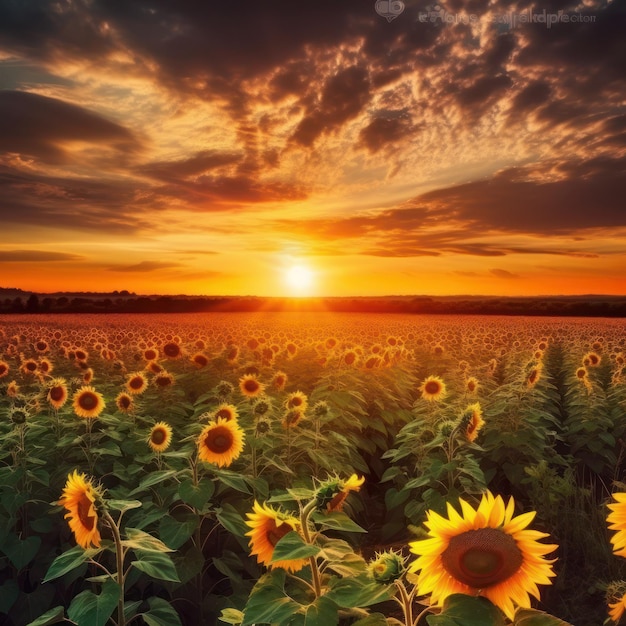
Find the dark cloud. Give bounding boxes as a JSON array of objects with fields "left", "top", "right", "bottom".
[
  {"left": 490, "top": 268, "right": 521, "bottom": 279},
  {"left": 0, "top": 250, "right": 84, "bottom": 262},
  {"left": 0, "top": 91, "right": 139, "bottom": 163},
  {"left": 139, "top": 151, "right": 242, "bottom": 180},
  {"left": 357, "top": 112, "right": 415, "bottom": 154}
]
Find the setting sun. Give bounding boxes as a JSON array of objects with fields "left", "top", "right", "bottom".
[{"left": 285, "top": 265, "right": 314, "bottom": 294}]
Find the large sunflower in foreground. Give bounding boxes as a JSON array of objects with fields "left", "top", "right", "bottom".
[
  {"left": 57, "top": 470, "right": 102, "bottom": 549},
  {"left": 409, "top": 490, "right": 557, "bottom": 620},
  {"left": 72, "top": 386, "right": 106, "bottom": 419},
  {"left": 607, "top": 492, "right": 626, "bottom": 558},
  {"left": 197, "top": 418, "right": 244, "bottom": 467},
  {"left": 245, "top": 501, "right": 307, "bottom": 572}
]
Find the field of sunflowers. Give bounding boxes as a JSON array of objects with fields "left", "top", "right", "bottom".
[{"left": 1, "top": 312, "right": 626, "bottom": 626}]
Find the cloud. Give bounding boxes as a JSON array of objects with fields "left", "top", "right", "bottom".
[
  {"left": 108, "top": 261, "right": 183, "bottom": 272},
  {"left": 0, "top": 249, "right": 84, "bottom": 262},
  {"left": 490, "top": 268, "right": 521, "bottom": 279},
  {"left": 0, "top": 91, "right": 139, "bottom": 163}
]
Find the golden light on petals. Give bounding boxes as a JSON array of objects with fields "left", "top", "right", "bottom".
[
  {"left": 245, "top": 500, "right": 307, "bottom": 572},
  {"left": 607, "top": 493, "right": 626, "bottom": 558},
  {"left": 239, "top": 374, "right": 265, "bottom": 398},
  {"left": 409, "top": 490, "right": 557, "bottom": 620},
  {"left": 420, "top": 375, "right": 447, "bottom": 402},
  {"left": 57, "top": 470, "right": 102, "bottom": 549}
]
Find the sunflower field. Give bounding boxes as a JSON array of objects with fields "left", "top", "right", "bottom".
[{"left": 1, "top": 312, "right": 626, "bottom": 626}]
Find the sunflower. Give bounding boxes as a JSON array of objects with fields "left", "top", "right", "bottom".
[
  {"left": 191, "top": 353, "right": 209, "bottom": 368},
  {"left": 162, "top": 341, "right": 182, "bottom": 359},
  {"left": 47, "top": 378, "right": 68, "bottom": 410},
  {"left": 21, "top": 358, "right": 38, "bottom": 376},
  {"left": 315, "top": 474, "right": 365, "bottom": 513},
  {"left": 607, "top": 493, "right": 626, "bottom": 558},
  {"left": 72, "top": 386, "right": 106, "bottom": 419},
  {"left": 143, "top": 347, "right": 159, "bottom": 361},
  {"left": 38, "top": 358, "right": 53, "bottom": 375},
  {"left": 148, "top": 422, "right": 173, "bottom": 453},
  {"left": 115, "top": 391, "right": 135, "bottom": 414},
  {"left": 583, "top": 351, "right": 601, "bottom": 367},
  {"left": 465, "top": 377, "right": 479, "bottom": 394},
  {"left": 461, "top": 403, "right": 484, "bottom": 443},
  {"left": 285, "top": 390, "right": 308, "bottom": 412},
  {"left": 245, "top": 501, "right": 307, "bottom": 572},
  {"left": 57, "top": 470, "right": 102, "bottom": 549},
  {"left": 239, "top": 374, "right": 265, "bottom": 398},
  {"left": 213, "top": 403, "right": 239, "bottom": 422},
  {"left": 197, "top": 418, "right": 245, "bottom": 467},
  {"left": 153, "top": 371, "right": 174, "bottom": 388},
  {"left": 0, "top": 360, "right": 9, "bottom": 378},
  {"left": 607, "top": 584, "right": 626, "bottom": 624},
  {"left": 35, "top": 340, "right": 49, "bottom": 353},
  {"left": 272, "top": 371, "right": 288, "bottom": 390},
  {"left": 6, "top": 380, "right": 19, "bottom": 398},
  {"left": 281, "top": 408, "right": 304, "bottom": 429},
  {"left": 409, "top": 491, "right": 557, "bottom": 621},
  {"left": 126, "top": 372, "right": 148, "bottom": 395},
  {"left": 525, "top": 362, "right": 543, "bottom": 389},
  {"left": 420, "top": 375, "right": 447, "bottom": 402}
]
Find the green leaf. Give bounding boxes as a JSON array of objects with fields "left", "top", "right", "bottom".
[
  {"left": 212, "top": 469, "right": 251, "bottom": 494},
  {"left": 219, "top": 608, "right": 244, "bottom": 625},
  {"left": 311, "top": 511, "right": 367, "bottom": 533},
  {"left": 270, "top": 531, "right": 321, "bottom": 562},
  {"left": 0, "top": 578, "right": 19, "bottom": 614},
  {"left": 301, "top": 596, "right": 339, "bottom": 626},
  {"left": 123, "top": 600, "right": 142, "bottom": 621},
  {"left": 67, "top": 578, "right": 120, "bottom": 626},
  {"left": 178, "top": 478, "right": 215, "bottom": 509},
  {"left": 159, "top": 514, "right": 199, "bottom": 550},
  {"left": 216, "top": 504, "right": 249, "bottom": 537},
  {"left": 141, "top": 597, "right": 182, "bottom": 626},
  {"left": 513, "top": 608, "right": 574, "bottom": 625},
  {"left": 107, "top": 499, "right": 142, "bottom": 513},
  {"left": 44, "top": 545, "right": 102, "bottom": 583},
  {"left": 131, "top": 550, "right": 180, "bottom": 582},
  {"left": 3, "top": 535, "right": 41, "bottom": 570},
  {"left": 123, "top": 527, "right": 173, "bottom": 552},
  {"left": 242, "top": 569, "right": 301, "bottom": 626},
  {"left": 326, "top": 575, "right": 396, "bottom": 609},
  {"left": 350, "top": 613, "right": 390, "bottom": 626},
  {"left": 129, "top": 470, "right": 178, "bottom": 496},
  {"left": 426, "top": 594, "right": 506, "bottom": 626},
  {"left": 24, "top": 606, "right": 66, "bottom": 626}
]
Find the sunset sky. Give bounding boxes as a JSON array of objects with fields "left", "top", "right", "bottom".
[{"left": 0, "top": 0, "right": 624, "bottom": 297}]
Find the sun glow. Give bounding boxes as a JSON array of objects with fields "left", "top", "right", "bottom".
[{"left": 285, "top": 265, "right": 314, "bottom": 295}]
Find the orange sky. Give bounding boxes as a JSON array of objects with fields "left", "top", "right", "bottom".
[{"left": 0, "top": 1, "right": 624, "bottom": 297}]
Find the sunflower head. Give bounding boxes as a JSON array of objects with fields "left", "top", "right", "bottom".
[
  {"left": 148, "top": 422, "right": 173, "bottom": 453},
  {"left": 213, "top": 403, "right": 239, "bottom": 422},
  {"left": 607, "top": 493, "right": 626, "bottom": 558},
  {"left": 281, "top": 408, "right": 304, "bottom": 429},
  {"left": 245, "top": 501, "right": 307, "bottom": 572},
  {"left": 47, "top": 378, "right": 68, "bottom": 410},
  {"left": 252, "top": 398, "right": 272, "bottom": 417},
  {"left": 312, "top": 401, "right": 329, "bottom": 418},
  {"left": 420, "top": 375, "right": 447, "bottom": 402},
  {"left": 315, "top": 474, "right": 365, "bottom": 513},
  {"left": 10, "top": 406, "right": 29, "bottom": 425},
  {"left": 285, "top": 391, "right": 308, "bottom": 412},
  {"left": 126, "top": 372, "right": 148, "bottom": 395},
  {"left": 465, "top": 377, "right": 479, "bottom": 394},
  {"left": 459, "top": 403, "right": 485, "bottom": 443},
  {"left": 0, "top": 360, "right": 9, "bottom": 378},
  {"left": 239, "top": 374, "right": 265, "bottom": 398},
  {"left": 409, "top": 490, "right": 557, "bottom": 620},
  {"left": 72, "top": 386, "right": 106, "bottom": 419},
  {"left": 197, "top": 418, "right": 245, "bottom": 467},
  {"left": 57, "top": 470, "right": 104, "bottom": 549},
  {"left": 367, "top": 550, "right": 407, "bottom": 584},
  {"left": 272, "top": 371, "right": 287, "bottom": 390},
  {"left": 216, "top": 380, "right": 234, "bottom": 397},
  {"left": 115, "top": 392, "right": 135, "bottom": 414}
]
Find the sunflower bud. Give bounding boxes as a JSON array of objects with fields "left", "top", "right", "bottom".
[
  {"left": 314, "top": 474, "right": 365, "bottom": 512},
  {"left": 9, "top": 407, "right": 28, "bottom": 425},
  {"left": 367, "top": 550, "right": 407, "bottom": 584},
  {"left": 312, "top": 401, "right": 329, "bottom": 417},
  {"left": 216, "top": 380, "right": 234, "bottom": 397},
  {"left": 253, "top": 398, "right": 271, "bottom": 416}
]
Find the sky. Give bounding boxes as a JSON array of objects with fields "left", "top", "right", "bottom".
[{"left": 0, "top": 0, "right": 624, "bottom": 298}]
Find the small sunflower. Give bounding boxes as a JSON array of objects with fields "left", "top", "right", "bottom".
[
  {"left": 583, "top": 351, "right": 601, "bottom": 367},
  {"left": 162, "top": 341, "right": 182, "bottom": 359},
  {"left": 409, "top": 490, "right": 557, "bottom": 620},
  {"left": 245, "top": 501, "right": 307, "bottom": 572},
  {"left": 38, "top": 358, "right": 53, "bottom": 375},
  {"left": 239, "top": 374, "right": 265, "bottom": 398},
  {"left": 126, "top": 372, "right": 148, "bottom": 395},
  {"left": 115, "top": 392, "right": 135, "bottom": 414},
  {"left": 315, "top": 474, "right": 365, "bottom": 513},
  {"left": 57, "top": 470, "right": 103, "bottom": 549},
  {"left": 281, "top": 408, "right": 304, "bottom": 429},
  {"left": 197, "top": 418, "right": 245, "bottom": 467},
  {"left": 285, "top": 390, "right": 308, "bottom": 412},
  {"left": 148, "top": 422, "right": 173, "bottom": 453},
  {"left": 420, "top": 375, "right": 447, "bottom": 402},
  {"left": 0, "top": 360, "right": 9, "bottom": 378},
  {"left": 465, "top": 377, "right": 479, "bottom": 394},
  {"left": 47, "top": 378, "right": 68, "bottom": 410},
  {"left": 461, "top": 403, "right": 484, "bottom": 443},
  {"left": 272, "top": 371, "right": 287, "bottom": 390},
  {"left": 153, "top": 371, "right": 174, "bottom": 388},
  {"left": 213, "top": 403, "right": 239, "bottom": 422},
  {"left": 191, "top": 353, "right": 209, "bottom": 368},
  {"left": 6, "top": 380, "right": 19, "bottom": 398},
  {"left": 72, "top": 386, "right": 105, "bottom": 419}
]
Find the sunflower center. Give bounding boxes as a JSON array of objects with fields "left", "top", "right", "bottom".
[
  {"left": 244, "top": 380, "right": 259, "bottom": 393},
  {"left": 151, "top": 428, "right": 167, "bottom": 445},
  {"left": 163, "top": 343, "right": 180, "bottom": 357},
  {"left": 424, "top": 381, "right": 440, "bottom": 395},
  {"left": 441, "top": 527, "right": 523, "bottom": 588},
  {"left": 129, "top": 377, "right": 144, "bottom": 389},
  {"left": 79, "top": 392, "right": 98, "bottom": 410},
  {"left": 216, "top": 409, "right": 232, "bottom": 420},
  {"left": 206, "top": 427, "right": 233, "bottom": 453},
  {"left": 77, "top": 494, "right": 95, "bottom": 531},
  {"left": 50, "top": 387, "right": 65, "bottom": 401},
  {"left": 267, "top": 521, "right": 292, "bottom": 547}
]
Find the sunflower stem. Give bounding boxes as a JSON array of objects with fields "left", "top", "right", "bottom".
[
  {"left": 300, "top": 499, "right": 322, "bottom": 597},
  {"left": 394, "top": 579, "right": 414, "bottom": 626},
  {"left": 103, "top": 510, "right": 126, "bottom": 626}
]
